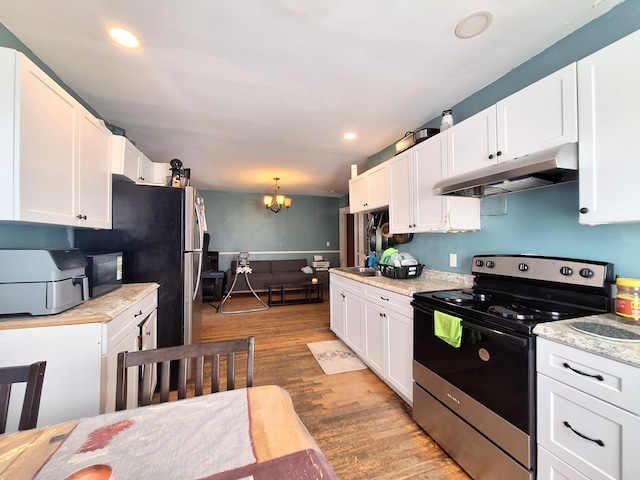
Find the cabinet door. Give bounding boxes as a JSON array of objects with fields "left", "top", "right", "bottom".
[
  {"left": 101, "top": 327, "right": 139, "bottom": 413},
  {"left": 366, "top": 163, "right": 389, "bottom": 211},
  {"left": 139, "top": 310, "right": 158, "bottom": 403},
  {"left": 537, "top": 374, "right": 640, "bottom": 480},
  {"left": 348, "top": 175, "right": 368, "bottom": 213},
  {"left": 447, "top": 105, "right": 497, "bottom": 177},
  {"left": 344, "top": 291, "right": 364, "bottom": 356},
  {"left": 413, "top": 133, "right": 448, "bottom": 232},
  {"left": 578, "top": 30, "right": 640, "bottom": 225},
  {"left": 17, "top": 53, "right": 78, "bottom": 225},
  {"left": 329, "top": 281, "right": 346, "bottom": 338},
  {"left": 497, "top": 63, "right": 577, "bottom": 163},
  {"left": 139, "top": 152, "right": 154, "bottom": 182},
  {"left": 77, "top": 108, "right": 112, "bottom": 228},
  {"left": 388, "top": 149, "right": 413, "bottom": 232},
  {"left": 386, "top": 310, "right": 413, "bottom": 403},
  {"left": 363, "top": 302, "right": 385, "bottom": 376}
]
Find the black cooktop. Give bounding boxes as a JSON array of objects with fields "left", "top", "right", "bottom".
[{"left": 412, "top": 289, "right": 601, "bottom": 335}]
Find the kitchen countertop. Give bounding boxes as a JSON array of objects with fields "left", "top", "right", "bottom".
[
  {"left": 0, "top": 283, "right": 159, "bottom": 330},
  {"left": 534, "top": 314, "right": 640, "bottom": 368},
  {"left": 330, "top": 267, "right": 473, "bottom": 297}
]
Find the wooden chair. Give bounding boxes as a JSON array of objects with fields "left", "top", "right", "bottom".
[
  {"left": 0, "top": 361, "right": 47, "bottom": 434},
  {"left": 116, "top": 337, "right": 254, "bottom": 411}
]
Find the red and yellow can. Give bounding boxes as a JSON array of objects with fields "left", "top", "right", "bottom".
[{"left": 615, "top": 277, "right": 640, "bottom": 324}]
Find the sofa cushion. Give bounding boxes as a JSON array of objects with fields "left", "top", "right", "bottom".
[
  {"left": 271, "top": 259, "right": 308, "bottom": 273},
  {"left": 271, "top": 271, "right": 313, "bottom": 285}
]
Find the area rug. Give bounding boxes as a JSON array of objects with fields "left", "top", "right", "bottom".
[{"left": 307, "top": 340, "right": 367, "bottom": 375}]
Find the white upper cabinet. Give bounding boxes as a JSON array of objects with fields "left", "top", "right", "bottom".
[
  {"left": 349, "top": 162, "right": 389, "bottom": 213},
  {"left": 111, "top": 135, "right": 157, "bottom": 184},
  {"left": 78, "top": 107, "right": 112, "bottom": 229},
  {"left": 578, "top": 29, "right": 640, "bottom": 225},
  {"left": 496, "top": 63, "right": 577, "bottom": 161},
  {"left": 389, "top": 134, "right": 480, "bottom": 233},
  {"left": 448, "top": 63, "right": 578, "bottom": 177},
  {"left": 0, "top": 47, "right": 112, "bottom": 228},
  {"left": 448, "top": 105, "right": 498, "bottom": 177}
]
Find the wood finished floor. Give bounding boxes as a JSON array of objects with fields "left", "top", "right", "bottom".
[{"left": 196, "top": 293, "right": 471, "bottom": 480}]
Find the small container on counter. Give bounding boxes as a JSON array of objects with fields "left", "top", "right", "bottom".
[{"left": 615, "top": 277, "right": 640, "bottom": 324}]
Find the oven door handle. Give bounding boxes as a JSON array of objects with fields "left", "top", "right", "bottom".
[{"left": 460, "top": 320, "right": 529, "bottom": 347}]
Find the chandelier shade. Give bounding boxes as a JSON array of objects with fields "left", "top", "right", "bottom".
[{"left": 264, "top": 178, "right": 292, "bottom": 213}]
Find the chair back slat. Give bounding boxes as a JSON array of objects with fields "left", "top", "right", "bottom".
[
  {"left": 195, "top": 357, "right": 204, "bottom": 396},
  {"left": 227, "top": 353, "right": 235, "bottom": 390},
  {"left": 212, "top": 355, "right": 221, "bottom": 393},
  {"left": 115, "top": 337, "right": 254, "bottom": 411},
  {"left": 0, "top": 361, "right": 46, "bottom": 434}
]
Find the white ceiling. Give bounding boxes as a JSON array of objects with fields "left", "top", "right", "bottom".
[{"left": 0, "top": 0, "right": 622, "bottom": 197}]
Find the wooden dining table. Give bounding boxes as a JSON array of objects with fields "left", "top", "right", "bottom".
[{"left": 0, "top": 385, "right": 339, "bottom": 479}]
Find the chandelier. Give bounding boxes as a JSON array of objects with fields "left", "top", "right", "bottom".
[{"left": 263, "top": 177, "right": 292, "bottom": 214}]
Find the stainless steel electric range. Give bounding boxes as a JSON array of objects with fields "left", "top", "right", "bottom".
[{"left": 411, "top": 254, "right": 614, "bottom": 480}]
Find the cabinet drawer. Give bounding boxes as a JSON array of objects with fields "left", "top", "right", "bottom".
[
  {"left": 537, "top": 446, "right": 590, "bottom": 480},
  {"left": 101, "top": 291, "right": 157, "bottom": 355},
  {"left": 537, "top": 374, "right": 640, "bottom": 480},
  {"left": 537, "top": 338, "right": 640, "bottom": 415},
  {"left": 363, "top": 285, "right": 412, "bottom": 317},
  {"left": 329, "top": 273, "right": 362, "bottom": 295}
]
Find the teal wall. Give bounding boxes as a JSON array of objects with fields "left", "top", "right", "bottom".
[
  {"left": 200, "top": 190, "right": 340, "bottom": 271},
  {"left": 0, "top": 223, "right": 72, "bottom": 249},
  {"left": 365, "top": 0, "right": 640, "bottom": 279}
]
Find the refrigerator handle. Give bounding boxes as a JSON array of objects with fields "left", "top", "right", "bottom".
[{"left": 193, "top": 251, "right": 203, "bottom": 301}]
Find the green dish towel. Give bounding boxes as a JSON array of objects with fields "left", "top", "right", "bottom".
[{"left": 434, "top": 310, "right": 463, "bottom": 348}]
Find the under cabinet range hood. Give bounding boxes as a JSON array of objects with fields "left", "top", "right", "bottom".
[{"left": 433, "top": 143, "right": 578, "bottom": 197}]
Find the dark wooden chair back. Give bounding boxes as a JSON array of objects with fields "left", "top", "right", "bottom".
[
  {"left": 115, "top": 337, "right": 254, "bottom": 411},
  {"left": 0, "top": 361, "right": 47, "bottom": 434}
]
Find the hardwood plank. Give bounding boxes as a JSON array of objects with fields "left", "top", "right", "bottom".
[{"left": 198, "top": 294, "right": 471, "bottom": 479}]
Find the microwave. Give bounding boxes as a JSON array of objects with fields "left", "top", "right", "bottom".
[{"left": 85, "top": 252, "right": 123, "bottom": 298}]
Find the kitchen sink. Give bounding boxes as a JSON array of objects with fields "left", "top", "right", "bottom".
[{"left": 340, "top": 266, "right": 379, "bottom": 277}]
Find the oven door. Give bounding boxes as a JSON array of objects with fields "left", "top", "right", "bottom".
[{"left": 413, "top": 301, "right": 535, "bottom": 469}]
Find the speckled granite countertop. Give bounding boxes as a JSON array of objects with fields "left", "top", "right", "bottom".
[
  {"left": 330, "top": 268, "right": 473, "bottom": 297},
  {"left": 534, "top": 314, "right": 640, "bottom": 368},
  {"left": 0, "top": 283, "right": 159, "bottom": 330}
]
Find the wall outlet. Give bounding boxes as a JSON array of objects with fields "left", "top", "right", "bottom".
[
  {"left": 449, "top": 253, "right": 457, "bottom": 267},
  {"left": 326, "top": 241, "right": 331, "bottom": 247}
]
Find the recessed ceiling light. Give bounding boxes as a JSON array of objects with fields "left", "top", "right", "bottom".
[
  {"left": 343, "top": 132, "right": 357, "bottom": 140},
  {"left": 455, "top": 10, "right": 493, "bottom": 39},
  {"left": 108, "top": 26, "right": 142, "bottom": 49}
]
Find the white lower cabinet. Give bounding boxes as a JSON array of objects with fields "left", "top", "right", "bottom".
[
  {"left": 0, "top": 290, "right": 157, "bottom": 432},
  {"left": 344, "top": 290, "right": 365, "bottom": 357},
  {"left": 363, "top": 302, "right": 385, "bottom": 376},
  {"left": 536, "top": 337, "right": 640, "bottom": 480},
  {"left": 100, "top": 290, "right": 158, "bottom": 412},
  {"left": 385, "top": 309, "right": 413, "bottom": 402},
  {"left": 330, "top": 273, "right": 413, "bottom": 404}
]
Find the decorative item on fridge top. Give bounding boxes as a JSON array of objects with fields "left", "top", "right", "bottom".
[
  {"left": 440, "top": 109, "right": 453, "bottom": 131},
  {"left": 170, "top": 158, "right": 183, "bottom": 187},
  {"left": 394, "top": 128, "right": 439, "bottom": 155}
]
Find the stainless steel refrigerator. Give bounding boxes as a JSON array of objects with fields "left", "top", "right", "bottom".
[{"left": 75, "top": 181, "right": 206, "bottom": 350}]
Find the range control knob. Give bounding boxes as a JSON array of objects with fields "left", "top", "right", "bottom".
[
  {"left": 486, "top": 261, "right": 495, "bottom": 268},
  {"left": 518, "top": 263, "right": 529, "bottom": 272},
  {"left": 579, "top": 268, "right": 595, "bottom": 278},
  {"left": 475, "top": 259, "right": 484, "bottom": 267},
  {"left": 560, "top": 266, "right": 573, "bottom": 276}
]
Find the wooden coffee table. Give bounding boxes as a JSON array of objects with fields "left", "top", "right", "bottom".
[{"left": 268, "top": 282, "right": 323, "bottom": 306}]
